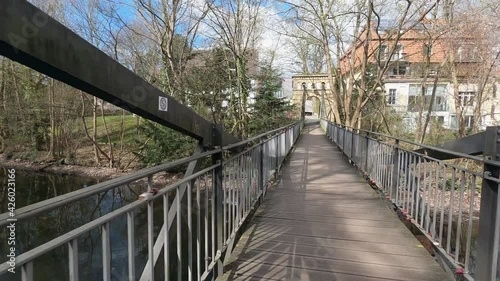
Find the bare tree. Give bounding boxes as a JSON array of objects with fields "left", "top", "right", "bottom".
[{"left": 206, "top": 0, "right": 264, "bottom": 137}]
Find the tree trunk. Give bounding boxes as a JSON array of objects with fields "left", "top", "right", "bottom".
[
  {"left": 49, "top": 79, "right": 56, "bottom": 157},
  {"left": 100, "top": 100, "right": 114, "bottom": 168},
  {"left": 420, "top": 68, "right": 441, "bottom": 143},
  {"left": 93, "top": 96, "right": 100, "bottom": 163}
]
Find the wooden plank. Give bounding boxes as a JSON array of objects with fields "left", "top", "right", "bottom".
[{"left": 222, "top": 126, "right": 450, "bottom": 281}]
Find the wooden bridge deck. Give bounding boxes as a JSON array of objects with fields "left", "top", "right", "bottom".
[{"left": 220, "top": 125, "right": 450, "bottom": 281}]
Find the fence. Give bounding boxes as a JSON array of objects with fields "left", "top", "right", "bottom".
[
  {"left": 0, "top": 122, "right": 302, "bottom": 281},
  {"left": 321, "top": 119, "right": 500, "bottom": 281}
]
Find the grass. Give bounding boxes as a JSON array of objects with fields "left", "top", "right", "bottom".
[{"left": 83, "top": 114, "right": 145, "bottom": 145}]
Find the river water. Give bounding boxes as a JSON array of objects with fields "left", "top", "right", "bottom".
[
  {"left": 0, "top": 168, "right": 166, "bottom": 281},
  {"left": 0, "top": 168, "right": 212, "bottom": 281}
]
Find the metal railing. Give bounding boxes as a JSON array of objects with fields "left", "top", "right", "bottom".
[
  {"left": 321, "top": 120, "right": 500, "bottom": 281},
  {"left": 0, "top": 122, "right": 302, "bottom": 281}
]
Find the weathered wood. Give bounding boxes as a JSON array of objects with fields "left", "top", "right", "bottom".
[{"left": 221, "top": 126, "right": 450, "bottom": 281}]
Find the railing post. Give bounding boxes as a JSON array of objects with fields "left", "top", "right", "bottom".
[
  {"left": 476, "top": 126, "right": 500, "bottom": 281},
  {"left": 350, "top": 129, "right": 355, "bottom": 162},
  {"left": 211, "top": 125, "right": 224, "bottom": 280},
  {"left": 259, "top": 141, "right": 265, "bottom": 198},
  {"left": 391, "top": 139, "right": 400, "bottom": 201},
  {"left": 275, "top": 133, "right": 279, "bottom": 172},
  {"left": 364, "top": 132, "right": 370, "bottom": 173},
  {"left": 342, "top": 126, "right": 346, "bottom": 153}
]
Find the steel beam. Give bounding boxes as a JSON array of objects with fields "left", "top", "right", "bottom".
[
  {"left": 138, "top": 145, "right": 203, "bottom": 281},
  {"left": 0, "top": 0, "right": 239, "bottom": 146},
  {"left": 414, "top": 131, "right": 485, "bottom": 160},
  {"left": 476, "top": 126, "right": 500, "bottom": 281}
]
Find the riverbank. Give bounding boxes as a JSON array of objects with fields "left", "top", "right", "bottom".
[
  {"left": 0, "top": 153, "right": 133, "bottom": 180},
  {"left": 0, "top": 154, "right": 186, "bottom": 190}
]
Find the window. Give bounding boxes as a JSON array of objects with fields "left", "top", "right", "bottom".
[
  {"left": 434, "top": 96, "right": 447, "bottom": 111},
  {"left": 392, "top": 44, "right": 403, "bottom": 61},
  {"left": 391, "top": 65, "right": 407, "bottom": 75},
  {"left": 465, "top": 115, "right": 474, "bottom": 128},
  {"left": 457, "top": 45, "right": 479, "bottom": 62},
  {"left": 387, "top": 89, "right": 397, "bottom": 105},
  {"left": 379, "top": 45, "right": 388, "bottom": 61},
  {"left": 458, "top": 91, "right": 475, "bottom": 106},
  {"left": 457, "top": 46, "right": 464, "bottom": 61},
  {"left": 450, "top": 115, "right": 458, "bottom": 129},
  {"left": 437, "top": 116, "right": 444, "bottom": 124},
  {"left": 407, "top": 84, "right": 448, "bottom": 112}
]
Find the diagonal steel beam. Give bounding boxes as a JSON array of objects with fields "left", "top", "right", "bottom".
[
  {"left": 0, "top": 0, "right": 239, "bottom": 147},
  {"left": 139, "top": 145, "right": 203, "bottom": 281},
  {"left": 414, "top": 131, "right": 486, "bottom": 160}
]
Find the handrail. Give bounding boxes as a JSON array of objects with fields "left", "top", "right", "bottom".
[
  {"left": 0, "top": 122, "right": 302, "bottom": 227},
  {"left": 0, "top": 164, "right": 219, "bottom": 273},
  {"left": 0, "top": 149, "right": 221, "bottom": 227},
  {"left": 322, "top": 120, "right": 485, "bottom": 162},
  {"left": 322, "top": 119, "right": 500, "bottom": 280},
  {"left": 222, "top": 120, "right": 301, "bottom": 150},
  {"left": 0, "top": 121, "right": 304, "bottom": 281}
]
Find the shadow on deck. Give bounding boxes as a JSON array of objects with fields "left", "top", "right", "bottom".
[{"left": 220, "top": 125, "right": 450, "bottom": 281}]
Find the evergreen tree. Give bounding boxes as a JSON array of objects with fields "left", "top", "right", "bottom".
[{"left": 249, "top": 66, "right": 296, "bottom": 135}]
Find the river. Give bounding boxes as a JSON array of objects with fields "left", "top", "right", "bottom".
[
  {"left": 0, "top": 168, "right": 163, "bottom": 281},
  {"left": 0, "top": 168, "right": 213, "bottom": 281}
]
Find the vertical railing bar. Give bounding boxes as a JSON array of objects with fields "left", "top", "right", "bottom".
[
  {"left": 147, "top": 175, "right": 154, "bottom": 281},
  {"left": 204, "top": 173, "right": 209, "bottom": 272},
  {"left": 21, "top": 262, "right": 33, "bottom": 281},
  {"left": 102, "top": 222, "right": 111, "bottom": 281},
  {"left": 400, "top": 151, "right": 406, "bottom": 207},
  {"left": 405, "top": 153, "right": 412, "bottom": 216},
  {"left": 187, "top": 181, "right": 193, "bottom": 281},
  {"left": 211, "top": 169, "right": 215, "bottom": 263},
  {"left": 163, "top": 193, "right": 170, "bottom": 281},
  {"left": 420, "top": 158, "right": 427, "bottom": 227},
  {"left": 455, "top": 170, "right": 466, "bottom": 263},
  {"left": 223, "top": 163, "right": 227, "bottom": 243},
  {"left": 432, "top": 163, "right": 440, "bottom": 239},
  {"left": 439, "top": 164, "right": 447, "bottom": 245},
  {"left": 196, "top": 178, "right": 201, "bottom": 281},
  {"left": 244, "top": 152, "right": 248, "bottom": 218},
  {"left": 386, "top": 145, "right": 390, "bottom": 191},
  {"left": 229, "top": 160, "right": 234, "bottom": 239},
  {"left": 127, "top": 211, "right": 136, "bottom": 281},
  {"left": 414, "top": 156, "right": 420, "bottom": 222},
  {"left": 426, "top": 161, "right": 433, "bottom": 232},
  {"left": 235, "top": 157, "right": 240, "bottom": 229},
  {"left": 395, "top": 150, "right": 401, "bottom": 206},
  {"left": 68, "top": 238, "right": 79, "bottom": 281},
  {"left": 464, "top": 175, "right": 476, "bottom": 272},
  {"left": 446, "top": 168, "right": 456, "bottom": 254},
  {"left": 177, "top": 185, "right": 182, "bottom": 281}
]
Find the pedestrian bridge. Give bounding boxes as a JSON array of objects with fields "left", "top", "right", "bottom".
[
  {"left": 2, "top": 120, "right": 500, "bottom": 281},
  {"left": 1, "top": 2, "right": 500, "bottom": 280},
  {"left": 220, "top": 124, "right": 447, "bottom": 281}
]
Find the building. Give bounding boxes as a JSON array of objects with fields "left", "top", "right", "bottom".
[
  {"left": 340, "top": 20, "right": 500, "bottom": 131},
  {"left": 291, "top": 74, "right": 331, "bottom": 117}
]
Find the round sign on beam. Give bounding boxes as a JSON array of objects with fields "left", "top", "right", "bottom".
[{"left": 158, "top": 96, "right": 168, "bottom": 112}]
